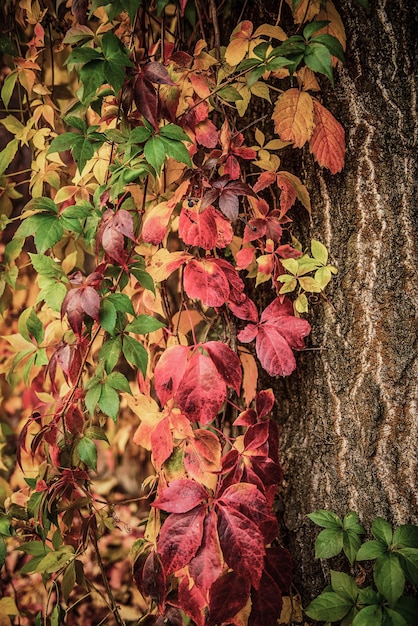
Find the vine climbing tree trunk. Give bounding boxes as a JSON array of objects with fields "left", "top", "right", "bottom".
[{"left": 272, "top": 0, "right": 418, "bottom": 601}]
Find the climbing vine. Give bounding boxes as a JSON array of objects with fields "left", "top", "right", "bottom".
[{"left": 0, "top": 0, "right": 345, "bottom": 624}]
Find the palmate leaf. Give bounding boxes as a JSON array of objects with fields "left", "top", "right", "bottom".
[{"left": 157, "top": 506, "right": 206, "bottom": 575}]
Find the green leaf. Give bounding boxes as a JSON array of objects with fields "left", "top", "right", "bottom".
[
  {"left": 99, "top": 336, "right": 122, "bottom": 373},
  {"left": 144, "top": 136, "right": 166, "bottom": 174},
  {"left": 71, "top": 137, "right": 95, "bottom": 173},
  {"left": 352, "top": 604, "right": 382, "bottom": 626},
  {"left": 62, "top": 561, "right": 76, "bottom": 603},
  {"left": 125, "top": 314, "right": 165, "bottom": 334},
  {"left": 304, "top": 43, "right": 334, "bottom": 84},
  {"left": 298, "top": 276, "right": 323, "bottom": 292},
  {"left": 66, "top": 46, "right": 103, "bottom": 65},
  {"left": 106, "top": 372, "right": 131, "bottom": 394},
  {"left": 313, "top": 34, "right": 345, "bottom": 64},
  {"left": 129, "top": 126, "right": 153, "bottom": 144},
  {"left": 311, "top": 239, "right": 328, "bottom": 265},
  {"left": 18, "top": 540, "right": 49, "bottom": 556},
  {"left": 100, "top": 299, "right": 117, "bottom": 334},
  {"left": 97, "top": 383, "right": 120, "bottom": 421},
  {"left": 47, "top": 132, "right": 82, "bottom": 155},
  {"left": 160, "top": 124, "right": 192, "bottom": 143},
  {"left": 396, "top": 547, "right": 418, "bottom": 585},
  {"left": 303, "top": 21, "right": 330, "bottom": 40},
  {"left": 315, "top": 528, "right": 344, "bottom": 559},
  {"left": 307, "top": 510, "right": 343, "bottom": 529},
  {"left": 36, "top": 546, "right": 74, "bottom": 574},
  {"left": 0, "top": 139, "right": 18, "bottom": 176},
  {"left": 107, "top": 293, "right": 135, "bottom": 315},
  {"left": 31, "top": 215, "right": 63, "bottom": 254},
  {"left": 85, "top": 382, "right": 101, "bottom": 416},
  {"left": 343, "top": 530, "right": 362, "bottom": 564},
  {"left": 357, "top": 539, "right": 387, "bottom": 561},
  {"left": 122, "top": 335, "right": 148, "bottom": 376},
  {"left": 160, "top": 137, "right": 193, "bottom": 167},
  {"left": 0, "top": 537, "right": 6, "bottom": 568},
  {"left": 217, "top": 86, "right": 244, "bottom": 102},
  {"left": 372, "top": 518, "right": 393, "bottom": 547},
  {"left": 84, "top": 426, "right": 109, "bottom": 443},
  {"left": 393, "top": 524, "right": 418, "bottom": 548},
  {"left": 79, "top": 60, "right": 106, "bottom": 103},
  {"left": 129, "top": 267, "right": 155, "bottom": 293},
  {"left": 37, "top": 276, "right": 67, "bottom": 311},
  {"left": 77, "top": 437, "right": 98, "bottom": 471},
  {"left": 330, "top": 570, "right": 359, "bottom": 602},
  {"left": 305, "top": 591, "right": 354, "bottom": 622},
  {"left": 28, "top": 254, "right": 63, "bottom": 278},
  {"left": 357, "top": 585, "right": 379, "bottom": 605},
  {"left": 394, "top": 596, "right": 418, "bottom": 626},
  {"left": 374, "top": 553, "right": 405, "bottom": 606},
  {"left": 1, "top": 71, "right": 18, "bottom": 109},
  {"left": 383, "top": 607, "right": 408, "bottom": 626}
]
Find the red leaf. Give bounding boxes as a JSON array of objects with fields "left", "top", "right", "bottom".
[
  {"left": 228, "top": 296, "right": 259, "bottom": 322},
  {"left": 255, "top": 325, "right": 297, "bottom": 377},
  {"left": 213, "top": 209, "right": 234, "bottom": 247},
  {"left": 157, "top": 506, "right": 206, "bottom": 574},
  {"left": 153, "top": 479, "right": 208, "bottom": 513},
  {"left": 99, "top": 209, "right": 134, "bottom": 267},
  {"left": 243, "top": 218, "right": 267, "bottom": 243},
  {"left": 184, "top": 429, "right": 222, "bottom": 486},
  {"left": 237, "top": 323, "right": 259, "bottom": 343},
  {"left": 236, "top": 246, "right": 255, "bottom": 270},
  {"left": 249, "top": 545, "right": 292, "bottom": 626},
  {"left": 203, "top": 341, "right": 242, "bottom": 394},
  {"left": 195, "top": 119, "right": 219, "bottom": 148},
  {"left": 183, "top": 258, "right": 230, "bottom": 307},
  {"left": 207, "top": 571, "right": 251, "bottom": 626},
  {"left": 243, "top": 421, "right": 270, "bottom": 455},
  {"left": 189, "top": 510, "right": 223, "bottom": 597},
  {"left": 212, "top": 258, "right": 245, "bottom": 304},
  {"left": 179, "top": 0, "right": 188, "bottom": 15},
  {"left": 65, "top": 403, "right": 84, "bottom": 434},
  {"left": 179, "top": 205, "right": 218, "bottom": 249},
  {"left": 134, "top": 75, "right": 159, "bottom": 130},
  {"left": 142, "top": 550, "right": 167, "bottom": 612},
  {"left": 216, "top": 504, "right": 265, "bottom": 588},
  {"left": 151, "top": 417, "right": 173, "bottom": 468},
  {"left": 177, "top": 576, "right": 206, "bottom": 626},
  {"left": 71, "top": 0, "right": 88, "bottom": 24},
  {"left": 253, "top": 170, "right": 276, "bottom": 193},
  {"left": 176, "top": 352, "right": 226, "bottom": 424},
  {"left": 310, "top": 98, "right": 345, "bottom": 174},
  {"left": 142, "top": 61, "right": 176, "bottom": 86},
  {"left": 276, "top": 172, "right": 297, "bottom": 212},
  {"left": 260, "top": 297, "right": 311, "bottom": 350},
  {"left": 219, "top": 482, "right": 279, "bottom": 544},
  {"left": 154, "top": 345, "right": 190, "bottom": 406},
  {"left": 234, "top": 409, "right": 257, "bottom": 427},
  {"left": 255, "top": 389, "right": 275, "bottom": 419},
  {"left": 61, "top": 285, "right": 100, "bottom": 336}
]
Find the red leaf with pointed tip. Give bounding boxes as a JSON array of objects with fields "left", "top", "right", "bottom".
[
  {"left": 276, "top": 172, "right": 297, "bottom": 212},
  {"left": 195, "top": 119, "right": 219, "bottom": 148},
  {"left": 184, "top": 429, "right": 222, "bottom": 485},
  {"left": 142, "top": 61, "right": 176, "bottom": 86},
  {"left": 234, "top": 409, "right": 257, "bottom": 427},
  {"left": 153, "top": 479, "right": 208, "bottom": 513},
  {"left": 243, "top": 218, "right": 267, "bottom": 243},
  {"left": 228, "top": 296, "right": 259, "bottom": 322},
  {"left": 65, "top": 403, "right": 84, "bottom": 434},
  {"left": 189, "top": 510, "right": 223, "bottom": 597},
  {"left": 183, "top": 258, "right": 230, "bottom": 307},
  {"left": 216, "top": 504, "right": 265, "bottom": 588},
  {"left": 176, "top": 352, "right": 226, "bottom": 424},
  {"left": 213, "top": 209, "right": 234, "bottom": 247},
  {"left": 237, "top": 323, "right": 259, "bottom": 343},
  {"left": 179, "top": 0, "right": 188, "bottom": 15},
  {"left": 61, "top": 286, "right": 100, "bottom": 336},
  {"left": 113, "top": 209, "right": 135, "bottom": 240},
  {"left": 219, "top": 482, "right": 279, "bottom": 544},
  {"left": 142, "top": 550, "right": 166, "bottom": 612},
  {"left": 207, "top": 571, "right": 251, "bottom": 626},
  {"left": 212, "top": 258, "right": 245, "bottom": 304},
  {"left": 99, "top": 209, "right": 132, "bottom": 268},
  {"left": 249, "top": 545, "right": 292, "bottom": 626},
  {"left": 154, "top": 345, "right": 190, "bottom": 406},
  {"left": 157, "top": 506, "right": 206, "bottom": 574},
  {"left": 179, "top": 205, "right": 218, "bottom": 249},
  {"left": 256, "top": 324, "right": 297, "bottom": 377},
  {"left": 310, "top": 99, "right": 345, "bottom": 174},
  {"left": 223, "top": 154, "right": 240, "bottom": 180},
  {"left": 134, "top": 74, "right": 159, "bottom": 130},
  {"left": 243, "top": 421, "right": 270, "bottom": 455},
  {"left": 260, "top": 297, "right": 311, "bottom": 350},
  {"left": 255, "top": 389, "right": 275, "bottom": 419},
  {"left": 236, "top": 246, "right": 255, "bottom": 270},
  {"left": 253, "top": 170, "right": 276, "bottom": 193},
  {"left": 203, "top": 341, "right": 242, "bottom": 394},
  {"left": 177, "top": 576, "right": 206, "bottom": 626},
  {"left": 151, "top": 417, "right": 173, "bottom": 468}
]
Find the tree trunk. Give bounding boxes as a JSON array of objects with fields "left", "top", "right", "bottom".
[{"left": 273, "top": 0, "right": 418, "bottom": 602}]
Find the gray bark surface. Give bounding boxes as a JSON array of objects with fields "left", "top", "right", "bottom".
[{"left": 274, "top": 0, "right": 418, "bottom": 601}]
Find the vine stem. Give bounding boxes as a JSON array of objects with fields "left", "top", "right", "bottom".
[
  {"left": 90, "top": 530, "right": 126, "bottom": 626},
  {"left": 209, "top": 0, "right": 221, "bottom": 61}
]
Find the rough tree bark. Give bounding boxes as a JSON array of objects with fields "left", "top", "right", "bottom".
[{"left": 271, "top": 0, "right": 418, "bottom": 602}]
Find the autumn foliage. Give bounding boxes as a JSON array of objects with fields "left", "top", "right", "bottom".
[{"left": 0, "top": 0, "right": 345, "bottom": 624}]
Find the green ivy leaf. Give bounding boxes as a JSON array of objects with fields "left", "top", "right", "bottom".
[
  {"left": 356, "top": 539, "right": 387, "bottom": 561},
  {"left": 106, "top": 372, "right": 131, "bottom": 394},
  {"left": 396, "top": 547, "right": 418, "bottom": 586},
  {"left": 0, "top": 138, "right": 18, "bottom": 176},
  {"left": 97, "top": 382, "right": 120, "bottom": 421},
  {"left": 160, "top": 136, "right": 193, "bottom": 167},
  {"left": 77, "top": 437, "right": 98, "bottom": 471},
  {"left": 305, "top": 591, "right": 354, "bottom": 622},
  {"left": 160, "top": 124, "right": 191, "bottom": 143},
  {"left": 311, "top": 239, "right": 328, "bottom": 265},
  {"left": 99, "top": 336, "right": 122, "bottom": 373},
  {"left": 125, "top": 314, "right": 165, "bottom": 334},
  {"left": 315, "top": 528, "right": 344, "bottom": 559},
  {"left": 374, "top": 553, "right": 405, "bottom": 606},
  {"left": 62, "top": 561, "right": 76, "bottom": 603},
  {"left": 343, "top": 530, "right": 362, "bottom": 564},
  {"left": 0, "top": 537, "right": 6, "bottom": 569},
  {"left": 304, "top": 42, "right": 334, "bottom": 84},
  {"left": 307, "top": 510, "right": 343, "bottom": 529},
  {"left": 352, "top": 604, "right": 382, "bottom": 626},
  {"left": 393, "top": 525, "right": 418, "bottom": 549},
  {"left": 383, "top": 607, "right": 409, "bottom": 626},
  {"left": 330, "top": 570, "right": 359, "bottom": 603},
  {"left": 85, "top": 381, "right": 101, "bottom": 417},
  {"left": 107, "top": 293, "right": 135, "bottom": 315},
  {"left": 313, "top": 34, "right": 345, "bottom": 64},
  {"left": 122, "top": 335, "right": 148, "bottom": 376},
  {"left": 303, "top": 21, "right": 330, "bottom": 40},
  {"left": 100, "top": 299, "right": 117, "bottom": 334},
  {"left": 217, "top": 86, "right": 244, "bottom": 102},
  {"left": 372, "top": 517, "right": 393, "bottom": 547},
  {"left": 144, "top": 136, "right": 166, "bottom": 174}
]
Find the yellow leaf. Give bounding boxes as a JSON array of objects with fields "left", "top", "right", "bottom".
[
  {"left": 147, "top": 249, "right": 191, "bottom": 283},
  {"left": 273, "top": 88, "right": 314, "bottom": 148},
  {"left": 296, "top": 67, "right": 321, "bottom": 92},
  {"left": 253, "top": 24, "right": 287, "bottom": 41},
  {"left": 0, "top": 597, "right": 19, "bottom": 616},
  {"left": 286, "top": 0, "right": 321, "bottom": 23},
  {"left": 250, "top": 81, "right": 271, "bottom": 102},
  {"left": 254, "top": 128, "right": 265, "bottom": 146}
]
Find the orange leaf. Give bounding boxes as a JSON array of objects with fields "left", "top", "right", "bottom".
[
  {"left": 225, "top": 21, "right": 254, "bottom": 66},
  {"left": 273, "top": 89, "right": 314, "bottom": 148},
  {"left": 239, "top": 349, "right": 258, "bottom": 405},
  {"left": 276, "top": 171, "right": 311, "bottom": 214},
  {"left": 286, "top": 0, "right": 321, "bottom": 23},
  {"left": 309, "top": 99, "right": 345, "bottom": 174}
]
